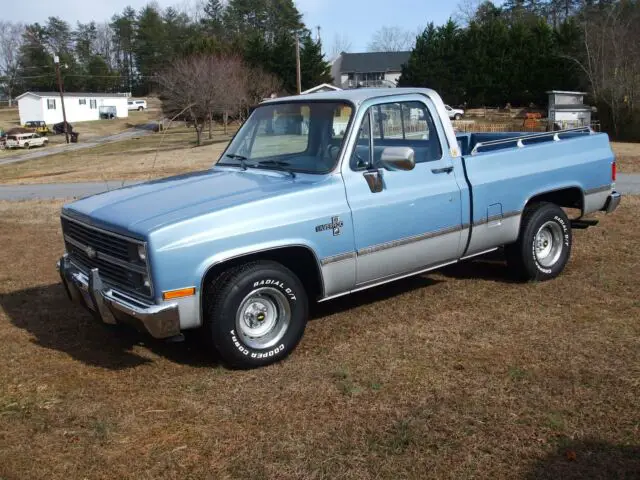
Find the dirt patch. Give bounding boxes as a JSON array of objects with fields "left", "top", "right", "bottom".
[
  {"left": 611, "top": 142, "right": 640, "bottom": 173},
  {"left": 0, "top": 198, "right": 638, "bottom": 479}
]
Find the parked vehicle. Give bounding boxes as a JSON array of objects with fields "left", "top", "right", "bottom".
[
  {"left": 445, "top": 104, "right": 465, "bottom": 120},
  {"left": 23, "top": 120, "right": 50, "bottom": 135},
  {"left": 6, "top": 132, "right": 48, "bottom": 149},
  {"left": 53, "top": 121, "right": 73, "bottom": 135},
  {"left": 128, "top": 99, "right": 147, "bottom": 111},
  {"left": 57, "top": 88, "right": 621, "bottom": 368}
]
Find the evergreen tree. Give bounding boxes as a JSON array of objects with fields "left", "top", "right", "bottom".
[
  {"left": 200, "top": 0, "right": 225, "bottom": 37},
  {"left": 110, "top": 7, "right": 136, "bottom": 93},
  {"left": 299, "top": 34, "right": 332, "bottom": 90},
  {"left": 134, "top": 4, "right": 168, "bottom": 94}
]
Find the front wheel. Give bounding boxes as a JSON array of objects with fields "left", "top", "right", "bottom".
[
  {"left": 204, "top": 261, "right": 308, "bottom": 368},
  {"left": 505, "top": 202, "right": 572, "bottom": 281},
  {"left": 454, "top": 114, "right": 462, "bottom": 120}
]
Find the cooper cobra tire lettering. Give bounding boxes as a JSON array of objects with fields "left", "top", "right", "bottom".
[{"left": 206, "top": 261, "right": 308, "bottom": 368}]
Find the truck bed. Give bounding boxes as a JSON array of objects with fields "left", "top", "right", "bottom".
[{"left": 455, "top": 127, "right": 615, "bottom": 256}]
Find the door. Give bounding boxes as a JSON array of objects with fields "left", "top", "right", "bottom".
[{"left": 342, "top": 96, "right": 464, "bottom": 285}]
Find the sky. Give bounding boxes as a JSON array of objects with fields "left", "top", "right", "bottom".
[{"left": 6, "top": 0, "right": 467, "bottom": 53}]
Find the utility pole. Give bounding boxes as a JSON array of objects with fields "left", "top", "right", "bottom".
[
  {"left": 295, "top": 33, "right": 302, "bottom": 95},
  {"left": 53, "top": 55, "right": 69, "bottom": 144},
  {"left": 316, "top": 26, "right": 321, "bottom": 44}
]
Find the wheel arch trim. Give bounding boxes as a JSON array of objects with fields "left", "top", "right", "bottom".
[{"left": 198, "top": 243, "right": 326, "bottom": 314}]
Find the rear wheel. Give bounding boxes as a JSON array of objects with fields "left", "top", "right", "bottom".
[
  {"left": 24, "top": 143, "right": 30, "bottom": 149},
  {"left": 454, "top": 113, "right": 463, "bottom": 120},
  {"left": 204, "top": 261, "right": 308, "bottom": 368},
  {"left": 506, "top": 202, "right": 572, "bottom": 281},
  {"left": 138, "top": 106, "right": 144, "bottom": 111}
]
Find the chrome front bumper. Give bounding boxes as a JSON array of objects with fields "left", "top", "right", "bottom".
[
  {"left": 57, "top": 254, "right": 181, "bottom": 339},
  {"left": 603, "top": 191, "right": 622, "bottom": 214}
]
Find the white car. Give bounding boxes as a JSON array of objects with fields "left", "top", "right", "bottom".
[
  {"left": 127, "top": 99, "right": 147, "bottom": 111},
  {"left": 444, "top": 104, "right": 465, "bottom": 120},
  {"left": 5, "top": 132, "right": 49, "bottom": 149}
]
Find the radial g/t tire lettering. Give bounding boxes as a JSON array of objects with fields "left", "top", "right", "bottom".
[{"left": 505, "top": 202, "right": 572, "bottom": 281}]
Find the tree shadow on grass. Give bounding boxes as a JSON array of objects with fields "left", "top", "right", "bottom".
[
  {"left": 0, "top": 283, "right": 218, "bottom": 371},
  {"left": 526, "top": 439, "right": 640, "bottom": 479}
]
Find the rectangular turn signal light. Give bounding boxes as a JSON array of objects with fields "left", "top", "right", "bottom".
[{"left": 162, "top": 287, "right": 196, "bottom": 301}]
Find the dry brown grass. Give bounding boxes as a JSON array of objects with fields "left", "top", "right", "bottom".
[
  {"left": 0, "top": 197, "right": 638, "bottom": 479},
  {"left": 612, "top": 142, "right": 640, "bottom": 173},
  {"left": 0, "top": 128, "right": 234, "bottom": 184}
]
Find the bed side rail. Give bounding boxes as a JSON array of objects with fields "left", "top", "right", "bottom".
[{"left": 470, "top": 126, "right": 594, "bottom": 156}]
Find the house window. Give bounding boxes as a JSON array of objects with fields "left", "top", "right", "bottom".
[
  {"left": 79, "top": 98, "right": 86, "bottom": 105},
  {"left": 90, "top": 99, "right": 97, "bottom": 109},
  {"left": 47, "top": 99, "right": 56, "bottom": 110}
]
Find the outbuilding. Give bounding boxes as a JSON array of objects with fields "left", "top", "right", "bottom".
[
  {"left": 547, "top": 90, "right": 592, "bottom": 129},
  {"left": 16, "top": 92, "right": 129, "bottom": 125}
]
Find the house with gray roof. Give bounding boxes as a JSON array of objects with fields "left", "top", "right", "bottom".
[{"left": 330, "top": 51, "right": 411, "bottom": 89}]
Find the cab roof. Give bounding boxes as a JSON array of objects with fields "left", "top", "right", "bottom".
[{"left": 262, "top": 88, "right": 438, "bottom": 106}]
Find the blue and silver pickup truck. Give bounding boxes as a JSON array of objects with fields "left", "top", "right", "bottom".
[{"left": 57, "top": 88, "right": 621, "bottom": 368}]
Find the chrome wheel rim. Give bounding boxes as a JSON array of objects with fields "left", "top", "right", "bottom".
[
  {"left": 235, "top": 287, "right": 290, "bottom": 350},
  {"left": 534, "top": 221, "right": 564, "bottom": 268}
]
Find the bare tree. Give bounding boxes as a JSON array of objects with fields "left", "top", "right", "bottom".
[
  {"left": 93, "top": 22, "right": 115, "bottom": 68},
  {"left": 454, "top": 0, "right": 483, "bottom": 26},
  {"left": 0, "top": 21, "right": 25, "bottom": 106},
  {"left": 565, "top": 3, "right": 640, "bottom": 138},
  {"left": 367, "top": 26, "right": 415, "bottom": 52},
  {"left": 157, "top": 54, "right": 254, "bottom": 145},
  {"left": 329, "top": 33, "right": 352, "bottom": 60}
]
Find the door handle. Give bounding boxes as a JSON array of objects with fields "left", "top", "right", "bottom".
[{"left": 431, "top": 166, "right": 454, "bottom": 174}]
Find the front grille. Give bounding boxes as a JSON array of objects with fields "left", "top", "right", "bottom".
[{"left": 61, "top": 215, "right": 152, "bottom": 298}]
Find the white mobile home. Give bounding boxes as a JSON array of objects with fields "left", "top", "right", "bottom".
[{"left": 16, "top": 92, "right": 129, "bottom": 125}]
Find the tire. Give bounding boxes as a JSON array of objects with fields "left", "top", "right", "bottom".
[
  {"left": 204, "top": 260, "right": 308, "bottom": 368},
  {"left": 138, "top": 106, "right": 144, "bottom": 111},
  {"left": 506, "top": 202, "right": 572, "bottom": 281},
  {"left": 43, "top": 140, "right": 48, "bottom": 146},
  {"left": 24, "top": 143, "right": 30, "bottom": 149},
  {"left": 454, "top": 114, "right": 463, "bottom": 120}
]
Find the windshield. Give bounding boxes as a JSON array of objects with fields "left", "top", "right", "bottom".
[{"left": 218, "top": 101, "right": 353, "bottom": 174}]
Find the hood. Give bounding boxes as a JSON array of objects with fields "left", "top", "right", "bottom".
[{"left": 63, "top": 168, "right": 319, "bottom": 237}]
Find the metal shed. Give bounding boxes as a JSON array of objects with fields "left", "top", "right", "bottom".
[{"left": 547, "top": 90, "right": 592, "bottom": 129}]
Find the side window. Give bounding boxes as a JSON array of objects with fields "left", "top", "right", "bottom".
[
  {"left": 350, "top": 101, "right": 442, "bottom": 170},
  {"left": 79, "top": 98, "right": 86, "bottom": 105},
  {"left": 378, "top": 103, "right": 403, "bottom": 139},
  {"left": 90, "top": 99, "right": 97, "bottom": 109},
  {"left": 47, "top": 99, "right": 56, "bottom": 110}
]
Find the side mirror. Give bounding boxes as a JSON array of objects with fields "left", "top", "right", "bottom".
[{"left": 379, "top": 146, "right": 416, "bottom": 171}]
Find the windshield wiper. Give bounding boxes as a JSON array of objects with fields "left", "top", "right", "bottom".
[
  {"left": 221, "top": 153, "right": 249, "bottom": 170},
  {"left": 256, "top": 160, "right": 296, "bottom": 178}
]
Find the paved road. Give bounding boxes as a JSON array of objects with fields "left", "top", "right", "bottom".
[
  {"left": 0, "top": 123, "right": 157, "bottom": 167},
  {"left": 1, "top": 174, "right": 639, "bottom": 202}
]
